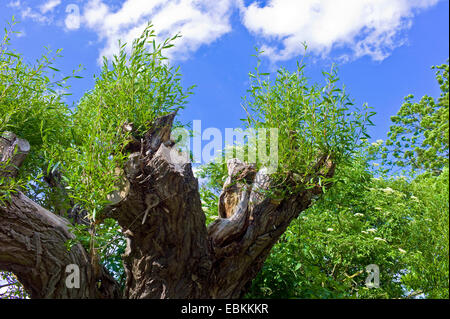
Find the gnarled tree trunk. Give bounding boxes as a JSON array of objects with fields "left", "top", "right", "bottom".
[{"left": 0, "top": 114, "right": 334, "bottom": 299}]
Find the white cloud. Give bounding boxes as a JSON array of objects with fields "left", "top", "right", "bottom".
[
  {"left": 9, "top": 0, "right": 442, "bottom": 64},
  {"left": 40, "top": 0, "right": 61, "bottom": 14},
  {"left": 21, "top": 6, "right": 51, "bottom": 24},
  {"left": 6, "top": 1, "right": 51, "bottom": 25},
  {"left": 240, "top": 0, "right": 440, "bottom": 62},
  {"left": 81, "top": 0, "right": 234, "bottom": 64}
]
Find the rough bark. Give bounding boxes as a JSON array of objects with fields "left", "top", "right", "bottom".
[{"left": 0, "top": 113, "right": 334, "bottom": 299}]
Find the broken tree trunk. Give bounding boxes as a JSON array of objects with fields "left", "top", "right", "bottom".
[
  {"left": 0, "top": 113, "right": 334, "bottom": 299},
  {"left": 103, "top": 112, "right": 335, "bottom": 299}
]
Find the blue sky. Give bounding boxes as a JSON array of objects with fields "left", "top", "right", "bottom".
[{"left": 1, "top": 0, "right": 449, "bottom": 159}]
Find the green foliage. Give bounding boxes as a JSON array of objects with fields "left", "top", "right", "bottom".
[
  {"left": 76, "top": 25, "right": 190, "bottom": 138},
  {"left": 246, "top": 153, "right": 449, "bottom": 299},
  {"left": 399, "top": 168, "right": 449, "bottom": 298},
  {"left": 241, "top": 48, "right": 373, "bottom": 195},
  {"left": 383, "top": 61, "right": 449, "bottom": 175},
  {"left": 198, "top": 50, "right": 373, "bottom": 221},
  {"left": 197, "top": 159, "right": 227, "bottom": 225},
  {"left": 49, "top": 23, "right": 192, "bottom": 218},
  {"left": 0, "top": 158, "right": 26, "bottom": 205},
  {"left": 0, "top": 17, "right": 76, "bottom": 204},
  {"left": 0, "top": 18, "right": 72, "bottom": 147},
  {"left": 246, "top": 155, "right": 404, "bottom": 298},
  {"left": 1, "top": 21, "right": 191, "bottom": 282},
  {"left": 244, "top": 61, "right": 449, "bottom": 299},
  {"left": 199, "top": 49, "right": 373, "bottom": 206}
]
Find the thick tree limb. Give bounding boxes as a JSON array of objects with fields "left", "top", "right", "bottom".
[
  {"left": 103, "top": 113, "right": 212, "bottom": 298},
  {"left": 0, "top": 192, "right": 121, "bottom": 298}
]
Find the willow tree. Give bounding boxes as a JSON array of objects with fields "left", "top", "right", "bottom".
[{"left": 0, "top": 22, "right": 371, "bottom": 299}]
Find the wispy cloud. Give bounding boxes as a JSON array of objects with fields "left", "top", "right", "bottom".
[
  {"left": 240, "top": 0, "right": 440, "bottom": 62},
  {"left": 21, "top": 6, "right": 51, "bottom": 24},
  {"left": 40, "top": 0, "right": 62, "bottom": 14},
  {"left": 7, "top": 0, "right": 21, "bottom": 8}
]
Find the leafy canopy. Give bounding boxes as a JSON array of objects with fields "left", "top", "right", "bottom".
[
  {"left": 199, "top": 49, "right": 373, "bottom": 222},
  {"left": 48, "top": 23, "right": 192, "bottom": 218},
  {"left": 382, "top": 61, "right": 449, "bottom": 175},
  {"left": 245, "top": 60, "right": 449, "bottom": 299},
  {"left": 0, "top": 17, "right": 75, "bottom": 204},
  {"left": 199, "top": 48, "right": 373, "bottom": 203},
  {"left": 247, "top": 153, "right": 448, "bottom": 299}
]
